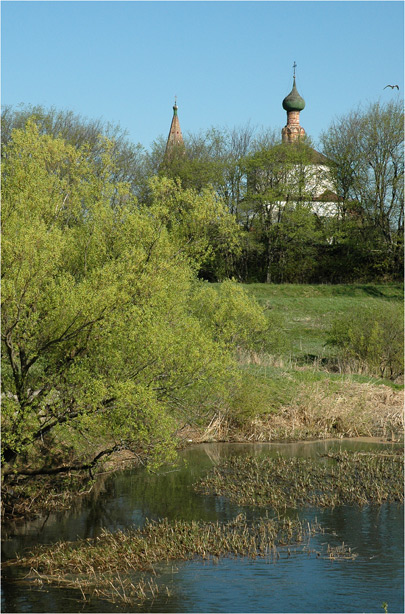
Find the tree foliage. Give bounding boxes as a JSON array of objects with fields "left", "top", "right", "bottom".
[
  {"left": 145, "top": 175, "right": 242, "bottom": 280},
  {"left": 1, "top": 104, "right": 149, "bottom": 199},
  {"left": 240, "top": 140, "right": 328, "bottom": 282},
  {"left": 3, "top": 99, "right": 403, "bottom": 284},
  {"left": 320, "top": 99, "right": 404, "bottom": 280},
  {"left": 1, "top": 121, "right": 267, "bottom": 473}
]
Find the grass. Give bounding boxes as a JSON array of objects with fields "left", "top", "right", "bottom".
[
  {"left": 242, "top": 282, "right": 404, "bottom": 300},
  {"left": 7, "top": 514, "right": 327, "bottom": 605},
  {"left": 242, "top": 282, "right": 404, "bottom": 362},
  {"left": 193, "top": 283, "right": 404, "bottom": 444},
  {"left": 195, "top": 450, "right": 404, "bottom": 509},
  {"left": 243, "top": 360, "right": 403, "bottom": 393}
]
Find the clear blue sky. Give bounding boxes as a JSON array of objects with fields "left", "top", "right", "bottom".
[{"left": 2, "top": 1, "right": 404, "bottom": 151}]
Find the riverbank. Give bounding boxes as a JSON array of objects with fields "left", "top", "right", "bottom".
[
  {"left": 177, "top": 379, "right": 404, "bottom": 445},
  {"left": 2, "top": 283, "right": 403, "bottom": 524},
  {"left": 2, "top": 376, "right": 403, "bottom": 522},
  {"left": 180, "top": 282, "right": 404, "bottom": 446}
]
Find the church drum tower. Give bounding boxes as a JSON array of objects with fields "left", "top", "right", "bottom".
[{"left": 281, "top": 63, "right": 306, "bottom": 144}]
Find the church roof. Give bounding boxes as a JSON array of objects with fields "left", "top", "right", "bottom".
[{"left": 307, "top": 148, "right": 329, "bottom": 164}]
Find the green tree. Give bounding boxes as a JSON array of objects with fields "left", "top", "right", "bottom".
[
  {"left": 1, "top": 104, "right": 149, "bottom": 200},
  {"left": 1, "top": 121, "right": 264, "bottom": 475},
  {"left": 320, "top": 99, "right": 404, "bottom": 279},
  {"left": 148, "top": 124, "right": 285, "bottom": 281},
  {"left": 242, "top": 140, "right": 327, "bottom": 282},
  {"left": 189, "top": 280, "right": 269, "bottom": 351},
  {"left": 160, "top": 128, "right": 229, "bottom": 193},
  {"left": 146, "top": 175, "right": 242, "bottom": 280},
  {"left": 327, "top": 304, "right": 404, "bottom": 380}
]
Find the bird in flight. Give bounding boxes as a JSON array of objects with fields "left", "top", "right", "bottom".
[{"left": 384, "top": 84, "right": 399, "bottom": 90}]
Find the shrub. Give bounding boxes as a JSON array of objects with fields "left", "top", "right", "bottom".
[
  {"left": 327, "top": 303, "right": 404, "bottom": 380},
  {"left": 190, "top": 280, "right": 269, "bottom": 352}
]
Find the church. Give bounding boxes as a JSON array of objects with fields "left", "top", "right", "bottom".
[
  {"left": 164, "top": 68, "right": 338, "bottom": 216},
  {"left": 280, "top": 67, "right": 338, "bottom": 215}
]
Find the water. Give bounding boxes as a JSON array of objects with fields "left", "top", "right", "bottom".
[{"left": 1, "top": 439, "right": 403, "bottom": 613}]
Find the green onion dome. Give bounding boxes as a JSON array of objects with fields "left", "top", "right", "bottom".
[{"left": 282, "top": 77, "right": 305, "bottom": 112}]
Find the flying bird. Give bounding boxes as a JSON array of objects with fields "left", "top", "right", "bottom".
[{"left": 384, "top": 84, "right": 399, "bottom": 90}]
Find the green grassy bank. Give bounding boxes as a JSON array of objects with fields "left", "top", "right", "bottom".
[
  {"left": 242, "top": 282, "right": 404, "bottom": 365},
  {"left": 191, "top": 283, "right": 404, "bottom": 444},
  {"left": 3, "top": 283, "right": 403, "bottom": 521}
]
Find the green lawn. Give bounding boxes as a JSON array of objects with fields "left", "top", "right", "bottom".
[{"left": 242, "top": 283, "right": 404, "bottom": 363}]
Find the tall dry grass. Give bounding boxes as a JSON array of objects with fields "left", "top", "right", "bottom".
[
  {"left": 251, "top": 381, "right": 403, "bottom": 441},
  {"left": 193, "top": 380, "right": 404, "bottom": 443}
]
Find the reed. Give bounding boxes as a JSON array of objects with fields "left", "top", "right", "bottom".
[
  {"left": 194, "top": 450, "right": 404, "bottom": 509},
  {"left": 6, "top": 514, "right": 324, "bottom": 604}
]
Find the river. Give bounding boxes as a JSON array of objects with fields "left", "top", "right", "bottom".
[{"left": 1, "top": 439, "right": 403, "bottom": 613}]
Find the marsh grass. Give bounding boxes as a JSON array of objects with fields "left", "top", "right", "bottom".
[
  {"left": 200, "top": 364, "right": 404, "bottom": 443},
  {"left": 234, "top": 377, "right": 403, "bottom": 442},
  {"left": 29, "top": 569, "right": 161, "bottom": 606},
  {"left": 6, "top": 514, "right": 326, "bottom": 605},
  {"left": 194, "top": 450, "right": 404, "bottom": 510}
]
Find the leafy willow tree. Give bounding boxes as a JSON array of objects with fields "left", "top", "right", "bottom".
[
  {"left": 1, "top": 120, "right": 267, "bottom": 476},
  {"left": 146, "top": 175, "right": 242, "bottom": 281}
]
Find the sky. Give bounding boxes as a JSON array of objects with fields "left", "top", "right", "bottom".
[{"left": 2, "top": 1, "right": 404, "bottom": 151}]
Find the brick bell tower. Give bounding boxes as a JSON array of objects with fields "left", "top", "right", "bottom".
[
  {"left": 165, "top": 97, "right": 184, "bottom": 157},
  {"left": 281, "top": 62, "right": 306, "bottom": 144}
]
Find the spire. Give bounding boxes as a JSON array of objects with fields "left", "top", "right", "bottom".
[
  {"left": 282, "top": 63, "right": 306, "bottom": 144},
  {"left": 165, "top": 97, "right": 184, "bottom": 157}
]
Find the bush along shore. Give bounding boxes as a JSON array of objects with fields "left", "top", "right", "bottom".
[{"left": 6, "top": 513, "right": 357, "bottom": 606}]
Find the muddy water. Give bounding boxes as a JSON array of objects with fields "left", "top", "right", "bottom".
[{"left": 1, "top": 439, "right": 403, "bottom": 613}]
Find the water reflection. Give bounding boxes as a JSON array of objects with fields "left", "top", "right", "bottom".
[{"left": 1, "top": 439, "right": 403, "bottom": 613}]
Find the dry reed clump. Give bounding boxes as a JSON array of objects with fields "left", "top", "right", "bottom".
[
  {"left": 194, "top": 450, "right": 404, "bottom": 510},
  {"left": 280, "top": 381, "right": 403, "bottom": 440},
  {"left": 228, "top": 381, "right": 404, "bottom": 442},
  {"left": 201, "top": 411, "right": 232, "bottom": 441},
  {"left": 179, "top": 378, "right": 404, "bottom": 445},
  {"left": 6, "top": 514, "right": 325, "bottom": 605},
  {"left": 29, "top": 569, "right": 161, "bottom": 606}
]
